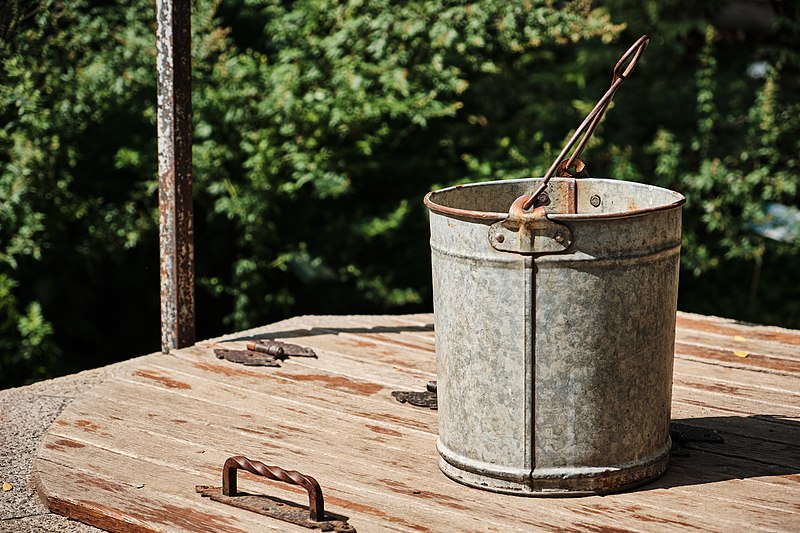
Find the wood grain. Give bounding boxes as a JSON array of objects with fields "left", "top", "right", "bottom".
[{"left": 34, "top": 312, "right": 800, "bottom": 532}]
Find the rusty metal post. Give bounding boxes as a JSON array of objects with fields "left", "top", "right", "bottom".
[{"left": 157, "top": 0, "right": 195, "bottom": 352}]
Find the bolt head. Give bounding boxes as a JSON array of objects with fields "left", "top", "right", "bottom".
[
  {"left": 554, "top": 233, "right": 565, "bottom": 243},
  {"left": 590, "top": 195, "right": 601, "bottom": 207}
]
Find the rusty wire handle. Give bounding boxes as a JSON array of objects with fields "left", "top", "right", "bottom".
[
  {"left": 522, "top": 35, "right": 649, "bottom": 211},
  {"left": 222, "top": 455, "right": 325, "bottom": 522}
]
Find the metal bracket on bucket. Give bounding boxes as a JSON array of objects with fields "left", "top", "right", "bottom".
[{"left": 489, "top": 195, "right": 573, "bottom": 255}]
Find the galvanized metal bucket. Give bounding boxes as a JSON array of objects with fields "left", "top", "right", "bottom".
[{"left": 423, "top": 36, "right": 686, "bottom": 496}]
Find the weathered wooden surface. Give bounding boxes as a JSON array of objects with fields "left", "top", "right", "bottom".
[{"left": 34, "top": 313, "right": 800, "bottom": 532}]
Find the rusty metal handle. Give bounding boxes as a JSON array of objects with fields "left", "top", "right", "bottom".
[
  {"left": 522, "top": 35, "right": 649, "bottom": 211},
  {"left": 222, "top": 456, "right": 325, "bottom": 521}
]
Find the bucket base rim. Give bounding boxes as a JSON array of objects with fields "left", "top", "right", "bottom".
[{"left": 438, "top": 445, "right": 670, "bottom": 497}]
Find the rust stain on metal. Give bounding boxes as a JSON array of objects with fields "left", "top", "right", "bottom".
[
  {"left": 274, "top": 372, "right": 382, "bottom": 395},
  {"left": 523, "top": 35, "right": 649, "bottom": 209},
  {"left": 391, "top": 390, "right": 438, "bottom": 409},
  {"left": 132, "top": 369, "right": 191, "bottom": 389},
  {"left": 195, "top": 456, "right": 356, "bottom": 531},
  {"left": 221, "top": 456, "right": 324, "bottom": 521},
  {"left": 246, "top": 341, "right": 284, "bottom": 356},
  {"left": 365, "top": 424, "right": 403, "bottom": 437},
  {"left": 158, "top": 0, "right": 195, "bottom": 353},
  {"left": 214, "top": 348, "right": 282, "bottom": 367},
  {"left": 249, "top": 339, "right": 317, "bottom": 358}
]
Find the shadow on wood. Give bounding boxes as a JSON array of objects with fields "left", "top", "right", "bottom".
[
  {"left": 639, "top": 415, "right": 799, "bottom": 492},
  {"left": 225, "top": 323, "right": 435, "bottom": 343}
]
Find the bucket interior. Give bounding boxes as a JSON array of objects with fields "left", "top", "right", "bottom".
[{"left": 426, "top": 178, "right": 685, "bottom": 221}]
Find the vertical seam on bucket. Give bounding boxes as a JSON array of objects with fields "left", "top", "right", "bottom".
[{"left": 526, "top": 256, "right": 535, "bottom": 489}]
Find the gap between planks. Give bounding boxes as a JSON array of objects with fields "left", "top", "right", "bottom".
[
  {"left": 54, "top": 358, "right": 800, "bottom": 528},
  {"left": 48, "top": 400, "right": 792, "bottom": 531},
  {"left": 36, "top": 312, "right": 800, "bottom": 527}
]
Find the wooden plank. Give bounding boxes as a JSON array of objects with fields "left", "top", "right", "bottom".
[
  {"left": 675, "top": 341, "right": 800, "bottom": 376},
  {"left": 673, "top": 358, "right": 800, "bottom": 396},
  {"left": 676, "top": 313, "right": 800, "bottom": 348},
  {"left": 180, "top": 317, "right": 800, "bottom": 470},
  {"left": 673, "top": 380, "right": 800, "bottom": 417},
  {"left": 87, "top": 361, "right": 800, "bottom": 484},
  {"left": 35, "top": 458, "right": 278, "bottom": 533},
  {"left": 47, "top": 377, "right": 797, "bottom": 532},
  {"left": 98, "top": 375, "right": 800, "bottom": 494},
  {"left": 139, "top": 349, "right": 800, "bottom": 460},
  {"left": 206, "top": 316, "right": 438, "bottom": 376},
  {"left": 183, "top": 348, "right": 800, "bottom": 446},
  {"left": 35, "top": 441, "right": 385, "bottom": 533},
  {"left": 41, "top": 406, "right": 605, "bottom": 532},
  {"left": 676, "top": 328, "right": 800, "bottom": 361},
  {"left": 35, "top": 314, "right": 800, "bottom": 533},
  {"left": 70, "top": 356, "right": 800, "bottom": 520},
  {"left": 172, "top": 320, "right": 800, "bottom": 464}
]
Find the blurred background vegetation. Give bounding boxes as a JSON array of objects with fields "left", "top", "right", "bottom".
[{"left": 1, "top": 0, "right": 799, "bottom": 387}]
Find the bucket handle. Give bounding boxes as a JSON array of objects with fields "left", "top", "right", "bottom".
[{"left": 520, "top": 35, "right": 649, "bottom": 211}]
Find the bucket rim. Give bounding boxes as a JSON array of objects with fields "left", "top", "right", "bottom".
[{"left": 424, "top": 177, "right": 686, "bottom": 222}]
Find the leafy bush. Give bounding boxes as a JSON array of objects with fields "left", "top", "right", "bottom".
[{"left": 1, "top": 0, "right": 798, "bottom": 387}]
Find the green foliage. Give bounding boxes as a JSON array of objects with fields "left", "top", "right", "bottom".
[
  {"left": 0, "top": 274, "right": 61, "bottom": 384},
  {"left": 583, "top": 2, "right": 800, "bottom": 323},
  {"left": 192, "top": 0, "right": 621, "bottom": 328},
  {"left": 1, "top": 0, "right": 798, "bottom": 387},
  {"left": 1, "top": 0, "right": 169, "bottom": 386}
]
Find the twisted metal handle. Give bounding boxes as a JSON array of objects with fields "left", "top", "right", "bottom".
[
  {"left": 222, "top": 455, "right": 325, "bottom": 521},
  {"left": 522, "top": 35, "right": 649, "bottom": 210}
]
